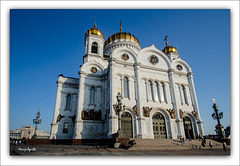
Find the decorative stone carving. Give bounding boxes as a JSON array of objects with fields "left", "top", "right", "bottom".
[
  {"left": 179, "top": 109, "right": 184, "bottom": 119},
  {"left": 143, "top": 107, "right": 153, "bottom": 117},
  {"left": 121, "top": 53, "right": 129, "bottom": 61},
  {"left": 133, "top": 105, "right": 139, "bottom": 117},
  {"left": 69, "top": 114, "right": 76, "bottom": 123},
  {"left": 149, "top": 55, "right": 158, "bottom": 64},
  {"left": 56, "top": 114, "right": 64, "bottom": 123},
  {"left": 192, "top": 110, "right": 198, "bottom": 120},
  {"left": 82, "top": 109, "right": 101, "bottom": 120},
  {"left": 90, "top": 67, "right": 97, "bottom": 73},
  {"left": 113, "top": 104, "right": 118, "bottom": 115},
  {"left": 166, "top": 109, "right": 176, "bottom": 119}
]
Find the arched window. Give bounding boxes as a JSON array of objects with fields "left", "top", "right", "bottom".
[
  {"left": 66, "top": 94, "right": 71, "bottom": 109},
  {"left": 182, "top": 85, "right": 188, "bottom": 105},
  {"left": 179, "top": 86, "right": 184, "bottom": 105},
  {"left": 159, "top": 82, "right": 165, "bottom": 102},
  {"left": 90, "top": 87, "right": 95, "bottom": 104},
  {"left": 162, "top": 82, "right": 167, "bottom": 102},
  {"left": 124, "top": 77, "right": 129, "bottom": 98},
  {"left": 148, "top": 81, "right": 154, "bottom": 101},
  {"left": 91, "top": 42, "right": 98, "bottom": 54},
  {"left": 63, "top": 122, "right": 69, "bottom": 133},
  {"left": 155, "top": 81, "right": 159, "bottom": 101}
]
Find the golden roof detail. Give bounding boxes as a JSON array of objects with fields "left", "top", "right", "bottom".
[
  {"left": 162, "top": 35, "right": 178, "bottom": 54},
  {"left": 105, "top": 32, "right": 140, "bottom": 46},
  {"left": 162, "top": 45, "right": 178, "bottom": 54},
  {"left": 85, "top": 24, "right": 104, "bottom": 39}
]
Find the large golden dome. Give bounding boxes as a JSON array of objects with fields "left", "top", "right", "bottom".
[
  {"left": 105, "top": 32, "right": 140, "bottom": 46},
  {"left": 162, "top": 45, "right": 178, "bottom": 54},
  {"left": 85, "top": 25, "right": 104, "bottom": 39}
]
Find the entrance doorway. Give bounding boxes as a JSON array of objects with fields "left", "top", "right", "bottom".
[
  {"left": 121, "top": 112, "right": 133, "bottom": 138},
  {"left": 183, "top": 116, "right": 194, "bottom": 139},
  {"left": 152, "top": 113, "right": 167, "bottom": 139}
]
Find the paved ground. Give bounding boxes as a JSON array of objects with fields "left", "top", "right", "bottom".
[{"left": 10, "top": 139, "right": 230, "bottom": 156}]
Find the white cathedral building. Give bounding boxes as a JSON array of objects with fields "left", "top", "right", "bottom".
[{"left": 50, "top": 23, "right": 204, "bottom": 140}]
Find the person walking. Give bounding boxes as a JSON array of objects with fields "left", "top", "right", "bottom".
[
  {"left": 209, "top": 140, "right": 212, "bottom": 148},
  {"left": 189, "top": 136, "right": 191, "bottom": 141},
  {"left": 223, "top": 142, "right": 227, "bottom": 152}
]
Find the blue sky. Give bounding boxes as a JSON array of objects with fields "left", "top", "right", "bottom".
[{"left": 10, "top": 9, "right": 230, "bottom": 135}]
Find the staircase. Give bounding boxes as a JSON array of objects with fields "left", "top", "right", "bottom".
[{"left": 128, "top": 139, "right": 224, "bottom": 151}]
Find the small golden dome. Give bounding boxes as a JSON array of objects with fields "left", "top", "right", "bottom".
[
  {"left": 105, "top": 32, "right": 140, "bottom": 46},
  {"left": 85, "top": 26, "right": 104, "bottom": 39},
  {"left": 162, "top": 45, "right": 178, "bottom": 54}
]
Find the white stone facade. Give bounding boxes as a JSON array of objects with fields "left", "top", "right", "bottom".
[{"left": 50, "top": 25, "right": 204, "bottom": 140}]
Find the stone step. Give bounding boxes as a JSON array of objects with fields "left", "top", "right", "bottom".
[{"left": 128, "top": 139, "right": 224, "bottom": 151}]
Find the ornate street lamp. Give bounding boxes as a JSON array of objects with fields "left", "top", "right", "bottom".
[
  {"left": 211, "top": 99, "right": 224, "bottom": 139},
  {"left": 32, "top": 108, "right": 42, "bottom": 139},
  {"left": 115, "top": 87, "right": 124, "bottom": 137}
]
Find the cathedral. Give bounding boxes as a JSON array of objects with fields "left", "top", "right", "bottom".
[{"left": 50, "top": 22, "right": 204, "bottom": 140}]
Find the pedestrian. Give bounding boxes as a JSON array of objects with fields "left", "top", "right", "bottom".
[
  {"left": 182, "top": 137, "right": 185, "bottom": 143},
  {"left": 19, "top": 140, "right": 21, "bottom": 145},
  {"left": 199, "top": 135, "right": 201, "bottom": 141},
  {"left": 15, "top": 140, "right": 18, "bottom": 145},
  {"left": 223, "top": 142, "right": 227, "bottom": 152},
  {"left": 209, "top": 141, "right": 212, "bottom": 148},
  {"left": 201, "top": 139, "right": 205, "bottom": 147},
  {"left": 189, "top": 136, "right": 191, "bottom": 141}
]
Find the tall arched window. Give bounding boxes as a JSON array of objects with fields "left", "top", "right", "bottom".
[
  {"left": 179, "top": 86, "right": 184, "bottom": 105},
  {"left": 148, "top": 81, "right": 154, "bottom": 101},
  {"left": 90, "top": 87, "right": 95, "bottom": 104},
  {"left": 63, "top": 122, "right": 69, "bottom": 133},
  {"left": 91, "top": 42, "right": 98, "bottom": 54},
  {"left": 182, "top": 85, "right": 188, "bottom": 105},
  {"left": 162, "top": 82, "right": 167, "bottom": 102},
  {"left": 155, "top": 81, "right": 159, "bottom": 101},
  {"left": 159, "top": 82, "right": 165, "bottom": 102},
  {"left": 124, "top": 77, "right": 129, "bottom": 98},
  {"left": 66, "top": 94, "right": 71, "bottom": 109}
]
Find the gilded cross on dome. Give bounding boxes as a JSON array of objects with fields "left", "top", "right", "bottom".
[
  {"left": 213, "top": 98, "right": 215, "bottom": 103},
  {"left": 94, "top": 17, "right": 97, "bottom": 28},
  {"left": 120, "top": 20, "right": 122, "bottom": 32},
  {"left": 164, "top": 35, "right": 168, "bottom": 46}
]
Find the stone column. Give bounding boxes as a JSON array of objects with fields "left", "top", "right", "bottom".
[
  {"left": 134, "top": 63, "right": 144, "bottom": 138},
  {"left": 187, "top": 72, "right": 204, "bottom": 136},
  {"left": 168, "top": 69, "right": 183, "bottom": 138},
  {"left": 50, "top": 80, "right": 63, "bottom": 139},
  {"left": 145, "top": 79, "right": 149, "bottom": 102},
  {"left": 108, "top": 58, "right": 118, "bottom": 138},
  {"left": 73, "top": 73, "right": 86, "bottom": 139},
  {"left": 101, "top": 76, "right": 106, "bottom": 121}
]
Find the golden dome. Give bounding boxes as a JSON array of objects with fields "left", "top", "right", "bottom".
[
  {"left": 104, "top": 32, "right": 140, "bottom": 46},
  {"left": 162, "top": 45, "right": 178, "bottom": 54},
  {"left": 85, "top": 25, "right": 104, "bottom": 39}
]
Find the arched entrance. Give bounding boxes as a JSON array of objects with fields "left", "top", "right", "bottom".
[
  {"left": 152, "top": 112, "right": 167, "bottom": 139},
  {"left": 183, "top": 116, "right": 194, "bottom": 139},
  {"left": 121, "top": 112, "right": 133, "bottom": 138}
]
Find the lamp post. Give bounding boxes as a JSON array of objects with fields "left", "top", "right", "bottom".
[
  {"left": 116, "top": 87, "right": 124, "bottom": 137},
  {"left": 211, "top": 99, "right": 224, "bottom": 139},
  {"left": 32, "top": 108, "right": 42, "bottom": 139}
]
